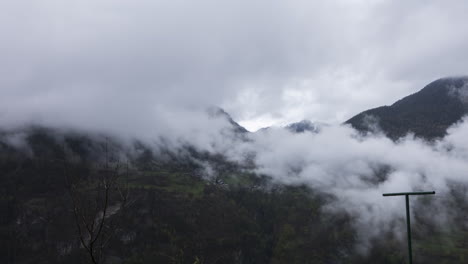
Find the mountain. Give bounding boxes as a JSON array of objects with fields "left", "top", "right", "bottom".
[
  {"left": 0, "top": 126, "right": 357, "bottom": 264},
  {"left": 2, "top": 124, "right": 466, "bottom": 264},
  {"left": 255, "top": 120, "right": 323, "bottom": 134},
  {"left": 346, "top": 77, "right": 468, "bottom": 140},
  {"left": 207, "top": 107, "right": 249, "bottom": 134},
  {"left": 286, "top": 120, "right": 322, "bottom": 133}
]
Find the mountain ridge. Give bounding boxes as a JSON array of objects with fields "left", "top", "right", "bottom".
[{"left": 346, "top": 76, "right": 468, "bottom": 140}]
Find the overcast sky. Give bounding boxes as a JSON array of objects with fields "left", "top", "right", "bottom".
[{"left": 1, "top": 0, "right": 468, "bottom": 131}]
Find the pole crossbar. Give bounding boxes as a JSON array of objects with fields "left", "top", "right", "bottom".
[
  {"left": 382, "top": 190, "right": 435, "bottom": 264},
  {"left": 383, "top": 191, "right": 435, "bottom": 196}
]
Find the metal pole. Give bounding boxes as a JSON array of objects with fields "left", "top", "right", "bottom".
[
  {"left": 405, "top": 195, "right": 412, "bottom": 264},
  {"left": 382, "top": 191, "right": 435, "bottom": 264}
]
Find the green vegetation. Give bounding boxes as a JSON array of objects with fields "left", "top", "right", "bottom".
[
  {"left": 414, "top": 230, "right": 468, "bottom": 263},
  {"left": 2, "top": 125, "right": 468, "bottom": 263}
]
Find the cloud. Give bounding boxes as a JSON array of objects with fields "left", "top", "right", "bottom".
[
  {"left": 196, "top": 119, "right": 468, "bottom": 246},
  {"left": 2, "top": 0, "right": 468, "bottom": 132}
]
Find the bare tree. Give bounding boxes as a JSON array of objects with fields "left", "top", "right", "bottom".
[{"left": 65, "top": 140, "right": 129, "bottom": 264}]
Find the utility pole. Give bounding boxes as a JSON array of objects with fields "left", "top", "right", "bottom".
[{"left": 382, "top": 191, "right": 435, "bottom": 264}]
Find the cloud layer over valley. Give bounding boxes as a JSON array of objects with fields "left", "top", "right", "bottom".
[{"left": 231, "top": 122, "right": 468, "bottom": 242}]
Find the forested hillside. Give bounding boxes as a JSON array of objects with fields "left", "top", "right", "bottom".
[{"left": 2, "top": 125, "right": 468, "bottom": 264}]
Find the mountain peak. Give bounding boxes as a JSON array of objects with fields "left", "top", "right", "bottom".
[
  {"left": 346, "top": 76, "right": 468, "bottom": 140},
  {"left": 207, "top": 107, "right": 249, "bottom": 134},
  {"left": 286, "top": 120, "right": 321, "bottom": 133}
]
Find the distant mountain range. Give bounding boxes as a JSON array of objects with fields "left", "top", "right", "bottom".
[
  {"left": 346, "top": 77, "right": 468, "bottom": 140},
  {"left": 215, "top": 77, "right": 468, "bottom": 140},
  {"left": 245, "top": 76, "right": 468, "bottom": 140}
]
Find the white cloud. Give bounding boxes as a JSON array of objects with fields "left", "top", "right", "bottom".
[{"left": 202, "top": 120, "right": 468, "bottom": 245}]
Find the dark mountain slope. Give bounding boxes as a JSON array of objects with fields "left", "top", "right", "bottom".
[
  {"left": 346, "top": 77, "right": 468, "bottom": 140},
  {"left": 2, "top": 127, "right": 468, "bottom": 263},
  {"left": 0, "top": 127, "right": 358, "bottom": 264}
]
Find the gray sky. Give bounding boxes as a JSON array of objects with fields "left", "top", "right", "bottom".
[{"left": 1, "top": 0, "right": 468, "bottom": 131}]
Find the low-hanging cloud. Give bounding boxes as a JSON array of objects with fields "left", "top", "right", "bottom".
[{"left": 183, "top": 118, "right": 466, "bottom": 247}]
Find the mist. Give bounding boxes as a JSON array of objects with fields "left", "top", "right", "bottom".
[
  {"left": 242, "top": 124, "right": 466, "bottom": 233},
  {"left": 176, "top": 118, "right": 463, "bottom": 248}
]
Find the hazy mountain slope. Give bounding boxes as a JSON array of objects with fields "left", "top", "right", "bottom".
[
  {"left": 254, "top": 120, "right": 323, "bottom": 134},
  {"left": 208, "top": 107, "right": 249, "bottom": 134},
  {"left": 346, "top": 77, "right": 468, "bottom": 140},
  {"left": 286, "top": 120, "right": 323, "bottom": 133},
  {"left": 2, "top": 126, "right": 468, "bottom": 264}
]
